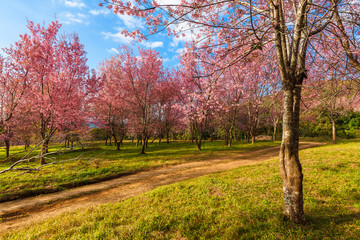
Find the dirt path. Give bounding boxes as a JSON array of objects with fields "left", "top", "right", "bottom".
[{"left": 0, "top": 142, "right": 323, "bottom": 233}]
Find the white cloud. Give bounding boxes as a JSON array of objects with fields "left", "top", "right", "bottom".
[
  {"left": 64, "top": 0, "right": 85, "bottom": 8},
  {"left": 101, "top": 28, "right": 135, "bottom": 44},
  {"left": 142, "top": 41, "right": 164, "bottom": 48},
  {"left": 107, "top": 48, "right": 119, "bottom": 54},
  {"left": 154, "top": 0, "right": 181, "bottom": 5},
  {"left": 117, "top": 14, "right": 144, "bottom": 29},
  {"left": 89, "top": 8, "right": 110, "bottom": 16},
  {"left": 59, "top": 12, "right": 89, "bottom": 25}
]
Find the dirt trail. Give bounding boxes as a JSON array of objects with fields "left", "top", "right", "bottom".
[{"left": 0, "top": 142, "right": 323, "bottom": 233}]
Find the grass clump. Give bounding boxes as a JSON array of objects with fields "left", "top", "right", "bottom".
[{"left": 2, "top": 141, "right": 360, "bottom": 239}]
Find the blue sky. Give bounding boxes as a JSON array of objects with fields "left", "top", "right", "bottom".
[{"left": 0, "top": 0, "right": 185, "bottom": 70}]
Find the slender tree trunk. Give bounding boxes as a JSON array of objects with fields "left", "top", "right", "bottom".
[
  {"left": 195, "top": 134, "right": 202, "bottom": 150},
  {"left": 140, "top": 137, "right": 146, "bottom": 154},
  {"left": 166, "top": 131, "right": 170, "bottom": 144},
  {"left": 251, "top": 129, "right": 256, "bottom": 144},
  {"left": 41, "top": 138, "right": 49, "bottom": 165},
  {"left": 5, "top": 139, "right": 10, "bottom": 159},
  {"left": 246, "top": 132, "right": 250, "bottom": 143},
  {"left": 120, "top": 135, "right": 124, "bottom": 147},
  {"left": 158, "top": 137, "right": 162, "bottom": 145},
  {"left": 224, "top": 132, "right": 229, "bottom": 146},
  {"left": 105, "top": 138, "right": 108, "bottom": 146},
  {"left": 228, "top": 126, "right": 233, "bottom": 147},
  {"left": 70, "top": 141, "right": 73, "bottom": 150},
  {"left": 113, "top": 135, "right": 120, "bottom": 150},
  {"left": 109, "top": 137, "right": 112, "bottom": 146},
  {"left": 331, "top": 118, "right": 336, "bottom": 144},
  {"left": 279, "top": 83, "right": 305, "bottom": 224},
  {"left": 273, "top": 120, "right": 278, "bottom": 142}
]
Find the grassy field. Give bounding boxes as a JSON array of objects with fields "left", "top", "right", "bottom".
[
  {"left": 0, "top": 140, "right": 279, "bottom": 202},
  {"left": 2, "top": 140, "right": 360, "bottom": 239}
]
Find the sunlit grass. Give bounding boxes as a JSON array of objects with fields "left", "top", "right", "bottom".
[
  {"left": 2, "top": 140, "right": 359, "bottom": 239},
  {"left": 0, "top": 140, "right": 280, "bottom": 202}
]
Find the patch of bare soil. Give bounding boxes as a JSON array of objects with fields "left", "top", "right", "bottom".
[{"left": 0, "top": 142, "right": 323, "bottom": 234}]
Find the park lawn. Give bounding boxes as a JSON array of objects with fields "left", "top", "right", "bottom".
[
  {"left": 0, "top": 140, "right": 279, "bottom": 202},
  {"left": 2, "top": 140, "right": 360, "bottom": 239}
]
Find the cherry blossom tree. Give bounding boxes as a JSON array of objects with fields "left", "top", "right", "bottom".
[
  {"left": 22, "top": 21, "right": 91, "bottom": 164},
  {"left": 94, "top": 58, "right": 129, "bottom": 151},
  {"left": 98, "top": 47, "right": 163, "bottom": 154},
  {"left": 0, "top": 36, "right": 33, "bottom": 158},
  {"left": 153, "top": 69, "right": 184, "bottom": 144},
  {"left": 178, "top": 45, "right": 222, "bottom": 150}
]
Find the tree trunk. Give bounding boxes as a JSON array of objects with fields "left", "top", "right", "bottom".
[
  {"left": 158, "top": 138, "right": 161, "bottom": 145},
  {"left": 40, "top": 139, "right": 49, "bottom": 165},
  {"left": 251, "top": 131, "right": 255, "bottom": 144},
  {"left": 166, "top": 131, "right": 170, "bottom": 144},
  {"left": 279, "top": 84, "right": 305, "bottom": 224},
  {"left": 140, "top": 137, "right": 146, "bottom": 154},
  {"left": 224, "top": 133, "right": 229, "bottom": 146},
  {"left": 195, "top": 134, "right": 202, "bottom": 150},
  {"left": 5, "top": 139, "right": 10, "bottom": 159},
  {"left": 109, "top": 137, "right": 112, "bottom": 146},
  {"left": 70, "top": 141, "right": 73, "bottom": 150},
  {"left": 228, "top": 127, "right": 233, "bottom": 147},
  {"left": 105, "top": 138, "right": 108, "bottom": 146},
  {"left": 331, "top": 118, "right": 336, "bottom": 144},
  {"left": 273, "top": 120, "right": 278, "bottom": 142},
  {"left": 228, "top": 133, "right": 233, "bottom": 147}
]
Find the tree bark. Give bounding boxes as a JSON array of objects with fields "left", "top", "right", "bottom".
[
  {"left": 195, "top": 135, "right": 202, "bottom": 150},
  {"left": 40, "top": 138, "right": 50, "bottom": 165},
  {"left": 224, "top": 131, "right": 229, "bottom": 146},
  {"left": 273, "top": 120, "right": 279, "bottom": 142},
  {"left": 140, "top": 137, "right": 146, "bottom": 154},
  {"left": 279, "top": 82, "right": 305, "bottom": 224},
  {"left": 251, "top": 131, "right": 255, "bottom": 144},
  {"left": 331, "top": 118, "right": 336, "bottom": 144}
]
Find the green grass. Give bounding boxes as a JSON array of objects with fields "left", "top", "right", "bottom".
[
  {"left": 0, "top": 140, "right": 279, "bottom": 202},
  {"left": 2, "top": 140, "right": 360, "bottom": 239}
]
